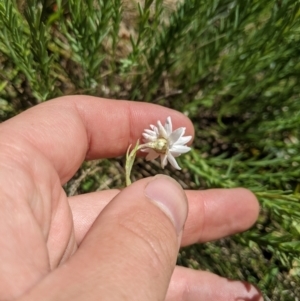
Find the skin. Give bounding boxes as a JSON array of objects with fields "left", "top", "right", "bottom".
[{"left": 0, "top": 95, "right": 263, "bottom": 301}]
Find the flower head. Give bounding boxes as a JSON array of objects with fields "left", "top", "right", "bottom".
[{"left": 141, "top": 116, "right": 192, "bottom": 170}]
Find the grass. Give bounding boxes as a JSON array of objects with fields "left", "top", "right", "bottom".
[{"left": 1, "top": 0, "right": 300, "bottom": 299}]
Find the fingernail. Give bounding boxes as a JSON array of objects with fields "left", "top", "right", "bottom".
[{"left": 144, "top": 175, "right": 188, "bottom": 235}]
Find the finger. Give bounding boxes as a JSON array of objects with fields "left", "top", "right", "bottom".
[
  {"left": 69, "top": 188, "right": 259, "bottom": 245},
  {"left": 20, "top": 176, "right": 188, "bottom": 301},
  {"left": 166, "top": 266, "right": 264, "bottom": 301},
  {"left": 0, "top": 96, "right": 193, "bottom": 183},
  {"left": 181, "top": 188, "right": 259, "bottom": 245}
]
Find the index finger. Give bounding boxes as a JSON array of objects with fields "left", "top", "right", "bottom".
[{"left": 0, "top": 96, "right": 194, "bottom": 183}]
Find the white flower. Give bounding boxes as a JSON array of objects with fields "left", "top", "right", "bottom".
[{"left": 141, "top": 116, "right": 192, "bottom": 170}]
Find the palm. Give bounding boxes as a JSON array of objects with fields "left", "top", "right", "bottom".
[{"left": 0, "top": 150, "right": 76, "bottom": 299}]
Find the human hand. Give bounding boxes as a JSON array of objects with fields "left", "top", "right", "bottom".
[{"left": 0, "top": 96, "right": 262, "bottom": 301}]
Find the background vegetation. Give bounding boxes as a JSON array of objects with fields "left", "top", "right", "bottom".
[{"left": 1, "top": 0, "right": 300, "bottom": 299}]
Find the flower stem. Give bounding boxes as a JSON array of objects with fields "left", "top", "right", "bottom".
[
  {"left": 125, "top": 142, "right": 150, "bottom": 186},
  {"left": 125, "top": 141, "right": 139, "bottom": 186}
]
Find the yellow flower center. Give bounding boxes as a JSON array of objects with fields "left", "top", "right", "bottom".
[{"left": 148, "top": 138, "right": 168, "bottom": 154}]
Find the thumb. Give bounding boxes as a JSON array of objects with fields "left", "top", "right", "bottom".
[{"left": 20, "top": 175, "right": 188, "bottom": 301}]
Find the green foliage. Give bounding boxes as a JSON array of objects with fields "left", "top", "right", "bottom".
[
  {"left": 57, "top": 0, "right": 119, "bottom": 89},
  {"left": 1, "top": 0, "right": 300, "bottom": 299},
  {"left": 0, "top": 0, "right": 53, "bottom": 100}
]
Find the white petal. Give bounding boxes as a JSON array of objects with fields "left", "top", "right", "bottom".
[
  {"left": 169, "top": 127, "right": 185, "bottom": 145},
  {"left": 149, "top": 124, "right": 159, "bottom": 135},
  {"left": 146, "top": 149, "right": 159, "bottom": 160},
  {"left": 144, "top": 129, "right": 157, "bottom": 136},
  {"left": 167, "top": 152, "right": 181, "bottom": 170},
  {"left": 164, "top": 116, "right": 172, "bottom": 135},
  {"left": 170, "top": 146, "right": 191, "bottom": 157},
  {"left": 157, "top": 120, "right": 168, "bottom": 139},
  {"left": 170, "top": 144, "right": 191, "bottom": 154},
  {"left": 160, "top": 154, "right": 168, "bottom": 169},
  {"left": 142, "top": 133, "right": 157, "bottom": 141},
  {"left": 173, "top": 135, "right": 192, "bottom": 145}
]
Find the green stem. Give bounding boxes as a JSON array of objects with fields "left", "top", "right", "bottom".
[
  {"left": 125, "top": 141, "right": 149, "bottom": 186},
  {"left": 125, "top": 145, "right": 136, "bottom": 186}
]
